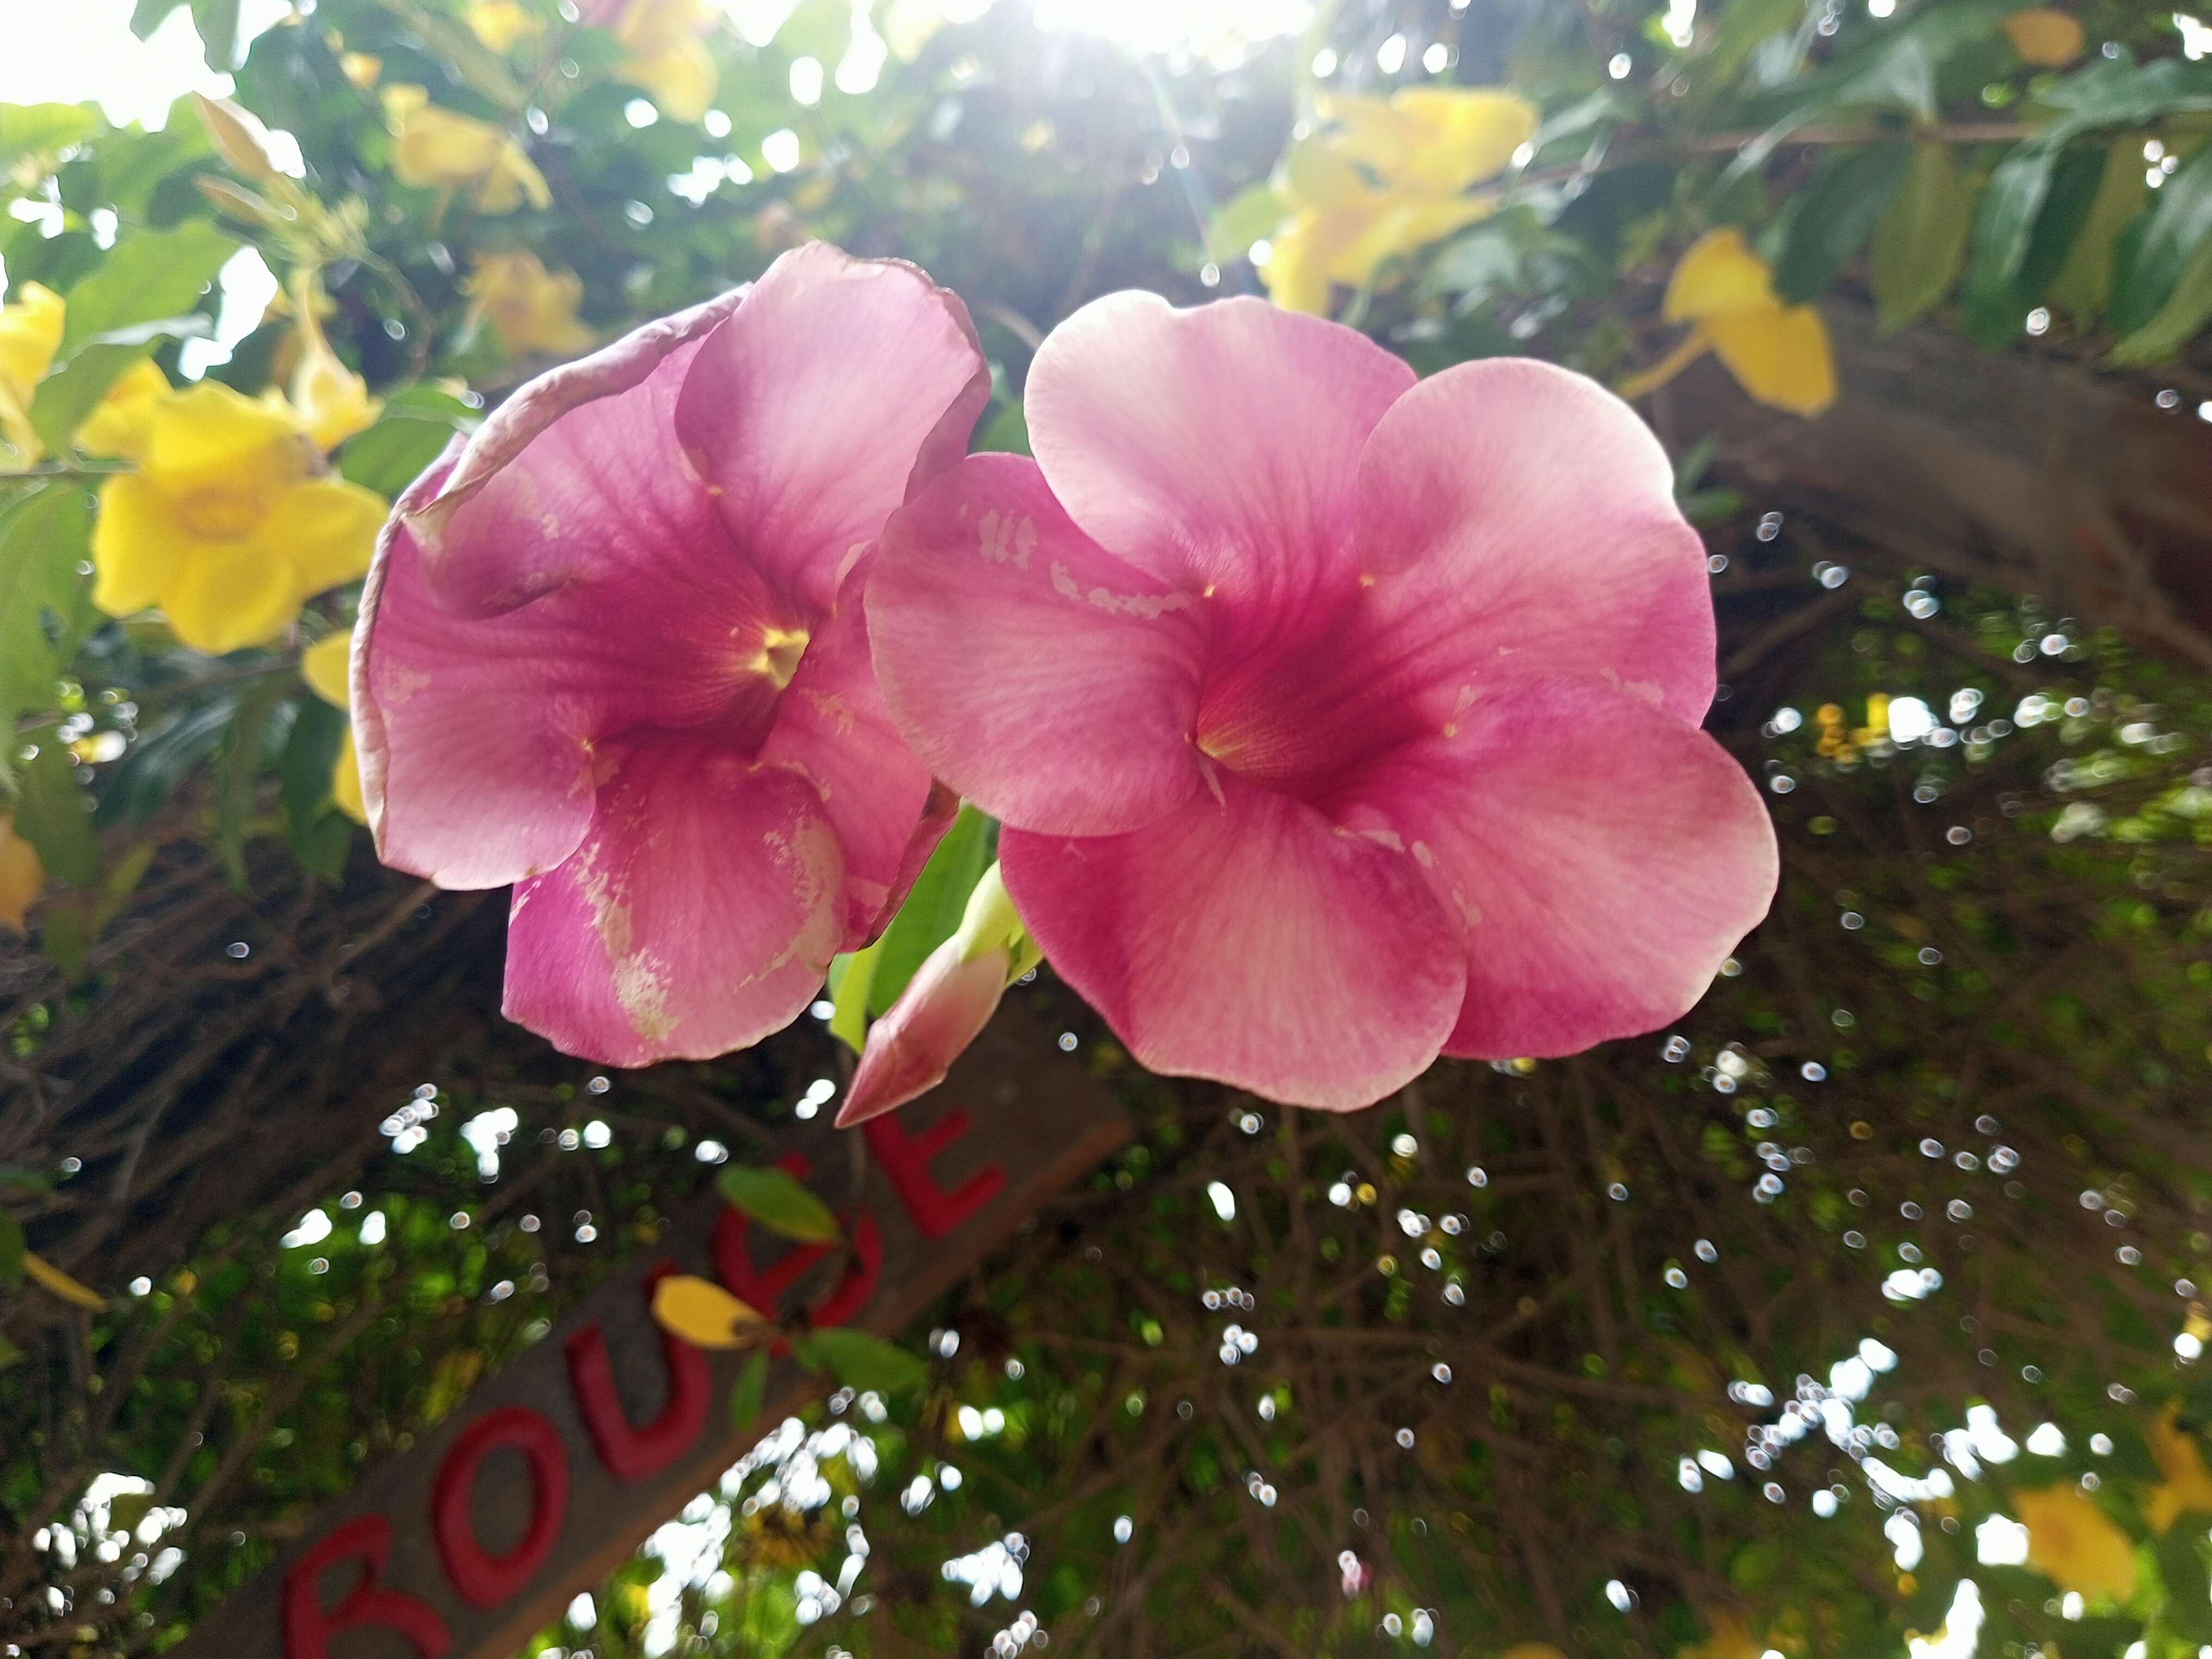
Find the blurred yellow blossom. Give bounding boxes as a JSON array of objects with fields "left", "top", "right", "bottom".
[
  {"left": 0, "top": 281, "right": 66, "bottom": 465},
  {"left": 300, "top": 630, "right": 366, "bottom": 823},
  {"left": 341, "top": 52, "right": 383, "bottom": 89},
  {"left": 466, "top": 250, "right": 596, "bottom": 356},
  {"left": 468, "top": 0, "right": 544, "bottom": 53},
  {"left": 76, "top": 361, "right": 174, "bottom": 461},
  {"left": 1619, "top": 228, "right": 1836, "bottom": 417},
  {"left": 385, "top": 87, "right": 550, "bottom": 214},
  {"left": 2004, "top": 8, "right": 2085, "bottom": 65},
  {"left": 2146, "top": 1403, "right": 2212, "bottom": 1532},
  {"left": 0, "top": 816, "right": 43, "bottom": 932},
  {"left": 2014, "top": 1483, "right": 2139, "bottom": 1601},
  {"left": 90, "top": 382, "right": 387, "bottom": 655},
  {"left": 606, "top": 0, "right": 718, "bottom": 124},
  {"left": 286, "top": 275, "right": 382, "bottom": 450},
  {"left": 1261, "top": 87, "right": 1535, "bottom": 315}
]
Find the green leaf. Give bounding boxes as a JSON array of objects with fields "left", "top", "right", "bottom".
[
  {"left": 14, "top": 737, "right": 99, "bottom": 889},
  {"left": 729, "top": 1351, "right": 769, "bottom": 1435},
  {"left": 340, "top": 413, "right": 465, "bottom": 499},
  {"left": 0, "top": 1333, "right": 22, "bottom": 1371},
  {"left": 0, "top": 1211, "right": 25, "bottom": 1287},
  {"left": 2111, "top": 142, "right": 2212, "bottom": 338},
  {"left": 95, "top": 695, "right": 240, "bottom": 830},
  {"left": 971, "top": 401, "right": 1030, "bottom": 456},
  {"left": 216, "top": 680, "right": 285, "bottom": 892},
  {"left": 716, "top": 1165, "right": 842, "bottom": 1245},
  {"left": 0, "top": 103, "right": 101, "bottom": 178},
  {"left": 129, "top": 0, "right": 188, "bottom": 39},
  {"left": 1773, "top": 140, "right": 1911, "bottom": 305},
  {"left": 1870, "top": 142, "right": 1974, "bottom": 330},
  {"left": 0, "top": 485, "right": 93, "bottom": 736},
  {"left": 92, "top": 842, "right": 157, "bottom": 939},
  {"left": 1962, "top": 142, "right": 2104, "bottom": 344},
  {"left": 2050, "top": 138, "right": 2150, "bottom": 325},
  {"left": 1205, "top": 181, "right": 1284, "bottom": 265},
  {"left": 2111, "top": 235, "right": 2212, "bottom": 364},
  {"left": 789, "top": 1328, "right": 928, "bottom": 1396},
  {"left": 1703, "top": 0, "right": 1808, "bottom": 90},
  {"left": 279, "top": 696, "right": 352, "bottom": 882},
  {"left": 828, "top": 939, "right": 880, "bottom": 1053},
  {"left": 30, "top": 220, "right": 236, "bottom": 450},
  {"left": 191, "top": 0, "right": 244, "bottom": 72},
  {"left": 869, "top": 803, "right": 991, "bottom": 1015}
]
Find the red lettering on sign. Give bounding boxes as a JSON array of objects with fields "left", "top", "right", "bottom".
[
  {"left": 715, "top": 1152, "right": 882, "bottom": 1335},
  {"left": 281, "top": 1515, "right": 451, "bottom": 1659},
  {"left": 431, "top": 1406, "right": 569, "bottom": 1607},
  {"left": 566, "top": 1263, "right": 709, "bottom": 1480},
  {"left": 864, "top": 1110, "right": 1004, "bottom": 1239}
]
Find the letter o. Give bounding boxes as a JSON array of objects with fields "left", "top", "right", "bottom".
[{"left": 431, "top": 1406, "right": 569, "bottom": 1607}]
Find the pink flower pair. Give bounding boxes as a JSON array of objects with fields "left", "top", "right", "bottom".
[{"left": 358, "top": 244, "right": 1775, "bottom": 1108}]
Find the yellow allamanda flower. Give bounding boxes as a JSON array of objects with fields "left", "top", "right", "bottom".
[
  {"left": 2013, "top": 1483, "right": 2139, "bottom": 1602},
  {"left": 91, "top": 382, "right": 387, "bottom": 655},
  {"left": 1261, "top": 87, "right": 1537, "bottom": 316},
  {"left": 2004, "top": 8, "right": 2085, "bottom": 66},
  {"left": 286, "top": 275, "right": 381, "bottom": 451},
  {"left": 468, "top": 0, "right": 544, "bottom": 53},
  {"left": 465, "top": 250, "right": 597, "bottom": 356},
  {"left": 0, "top": 281, "right": 66, "bottom": 465},
  {"left": 299, "top": 630, "right": 367, "bottom": 824},
  {"left": 0, "top": 815, "right": 44, "bottom": 933},
  {"left": 76, "top": 360, "right": 174, "bottom": 461},
  {"left": 1619, "top": 228, "right": 1837, "bottom": 418},
  {"left": 2145, "top": 1402, "right": 2212, "bottom": 1532},
  {"left": 607, "top": 0, "right": 718, "bottom": 124},
  {"left": 384, "top": 85, "right": 550, "bottom": 214}
]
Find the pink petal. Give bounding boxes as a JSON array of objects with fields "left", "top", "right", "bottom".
[
  {"left": 754, "top": 570, "right": 937, "bottom": 946},
  {"left": 1000, "top": 774, "right": 1466, "bottom": 1110},
  {"left": 869, "top": 453, "right": 1209, "bottom": 837},
  {"left": 356, "top": 451, "right": 803, "bottom": 890},
  {"left": 501, "top": 738, "right": 847, "bottom": 1066},
  {"left": 1350, "top": 357, "right": 1716, "bottom": 723},
  {"left": 1335, "top": 677, "right": 1776, "bottom": 1059},
  {"left": 1023, "top": 293, "right": 1414, "bottom": 613},
  {"left": 674, "top": 243, "right": 990, "bottom": 614},
  {"left": 404, "top": 291, "right": 745, "bottom": 617},
  {"left": 834, "top": 938, "right": 1009, "bottom": 1127}
]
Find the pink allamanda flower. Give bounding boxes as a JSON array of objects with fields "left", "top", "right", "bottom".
[
  {"left": 868, "top": 294, "right": 1778, "bottom": 1110},
  {"left": 355, "top": 244, "right": 987, "bottom": 1065}
]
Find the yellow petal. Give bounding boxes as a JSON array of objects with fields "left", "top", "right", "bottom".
[
  {"left": 628, "top": 39, "right": 718, "bottom": 124},
  {"left": 300, "top": 629, "right": 354, "bottom": 709},
  {"left": 1326, "top": 192, "right": 1495, "bottom": 286},
  {"left": 2146, "top": 1404, "right": 2212, "bottom": 1532},
  {"left": 392, "top": 105, "right": 512, "bottom": 191},
  {"left": 1663, "top": 228, "right": 1782, "bottom": 323},
  {"left": 380, "top": 82, "right": 428, "bottom": 120},
  {"left": 261, "top": 477, "right": 388, "bottom": 600},
  {"left": 2004, "top": 8, "right": 2085, "bottom": 65},
  {"left": 1706, "top": 304, "right": 1837, "bottom": 417},
  {"left": 91, "top": 473, "right": 194, "bottom": 618},
  {"left": 1616, "top": 324, "right": 1716, "bottom": 404},
  {"left": 1258, "top": 208, "right": 1360, "bottom": 314},
  {"left": 74, "top": 359, "right": 171, "bottom": 460},
  {"left": 0, "top": 281, "right": 66, "bottom": 407},
  {"left": 331, "top": 729, "right": 367, "bottom": 824},
  {"left": 651, "top": 1274, "right": 767, "bottom": 1348},
  {"left": 0, "top": 815, "right": 44, "bottom": 933},
  {"left": 471, "top": 140, "right": 552, "bottom": 214},
  {"left": 342, "top": 52, "right": 383, "bottom": 89},
  {"left": 23, "top": 1251, "right": 106, "bottom": 1311},
  {"left": 2016, "top": 1484, "right": 2139, "bottom": 1602},
  {"left": 163, "top": 537, "right": 305, "bottom": 654},
  {"left": 468, "top": 0, "right": 545, "bottom": 52},
  {"left": 466, "top": 251, "right": 597, "bottom": 355},
  {"left": 1379, "top": 88, "right": 1539, "bottom": 195},
  {"left": 290, "top": 286, "right": 382, "bottom": 451},
  {"left": 618, "top": 0, "right": 711, "bottom": 56},
  {"left": 1275, "top": 133, "right": 1380, "bottom": 213},
  {"left": 142, "top": 380, "right": 310, "bottom": 514}
]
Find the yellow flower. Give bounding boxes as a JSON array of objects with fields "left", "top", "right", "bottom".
[
  {"left": 300, "top": 630, "right": 366, "bottom": 824},
  {"left": 2146, "top": 1403, "right": 2212, "bottom": 1532},
  {"left": 386, "top": 88, "right": 550, "bottom": 214},
  {"left": 90, "top": 381, "right": 388, "bottom": 655},
  {"left": 611, "top": 0, "right": 717, "bottom": 124},
  {"left": 1261, "top": 87, "right": 1537, "bottom": 316},
  {"left": 2004, "top": 8, "right": 2085, "bottom": 66},
  {"left": 468, "top": 0, "right": 544, "bottom": 53},
  {"left": 1619, "top": 229, "right": 1837, "bottom": 417},
  {"left": 341, "top": 52, "right": 383, "bottom": 89},
  {"left": 465, "top": 250, "right": 597, "bottom": 356},
  {"left": 2014, "top": 1483, "right": 2139, "bottom": 1602},
  {"left": 0, "top": 281, "right": 66, "bottom": 465},
  {"left": 76, "top": 360, "right": 174, "bottom": 461},
  {"left": 287, "top": 276, "right": 381, "bottom": 450},
  {"left": 0, "top": 815, "right": 44, "bottom": 932}
]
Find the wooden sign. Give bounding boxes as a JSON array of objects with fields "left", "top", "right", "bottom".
[{"left": 167, "top": 1008, "right": 1129, "bottom": 1659}]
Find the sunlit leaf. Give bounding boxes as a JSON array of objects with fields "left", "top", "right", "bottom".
[
  {"left": 651, "top": 1275, "right": 767, "bottom": 1349},
  {"left": 1869, "top": 143, "right": 1973, "bottom": 330},
  {"left": 789, "top": 1328, "right": 928, "bottom": 1395},
  {"left": 716, "top": 1165, "right": 841, "bottom": 1244}
]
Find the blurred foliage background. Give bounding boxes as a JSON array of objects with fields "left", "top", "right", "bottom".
[{"left": 5, "top": 0, "right": 2212, "bottom": 1656}]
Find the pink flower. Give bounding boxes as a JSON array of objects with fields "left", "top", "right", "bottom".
[
  {"left": 867, "top": 294, "right": 1776, "bottom": 1110},
  {"left": 356, "top": 244, "right": 987, "bottom": 1065}
]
